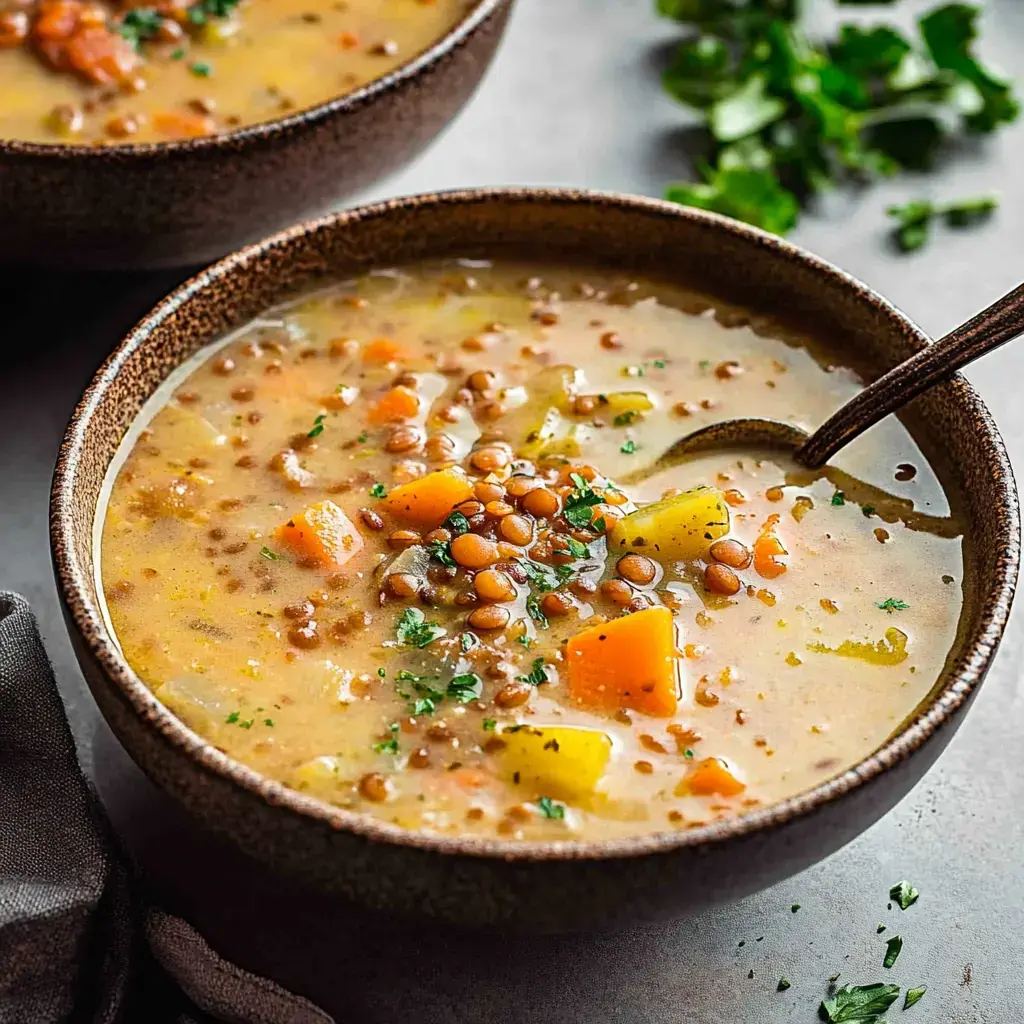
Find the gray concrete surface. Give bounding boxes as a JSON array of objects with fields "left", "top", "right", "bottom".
[{"left": 2, "top": 0, "right": 1023, "bottom": 1019}]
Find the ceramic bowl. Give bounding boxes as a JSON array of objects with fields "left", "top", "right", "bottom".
[
  {"left": 0, "top": 1, "right": 511, "bottom": 271},
  {"left": 51, "top": 188, "right": 1019, "bottom": 931}
]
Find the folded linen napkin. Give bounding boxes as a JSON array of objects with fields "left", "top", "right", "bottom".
[{"left": 0, "top": 592, "right": 334, "bottom": 1024}]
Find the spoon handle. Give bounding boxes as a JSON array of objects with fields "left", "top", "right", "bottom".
[{"left": 798, "top": 281, "right": 1024, "bottom": 468}]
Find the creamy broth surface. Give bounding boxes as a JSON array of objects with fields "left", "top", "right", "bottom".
[
  {"left": 0, "top": 0, "right": 469, "bottom": 144},
  {"left": 100, "top": 262, "right": 964, "bottom": 841}
]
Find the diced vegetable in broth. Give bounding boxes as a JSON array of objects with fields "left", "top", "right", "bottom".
[{"left": 100, "top": 259, "right": 965, "bottom": 842}]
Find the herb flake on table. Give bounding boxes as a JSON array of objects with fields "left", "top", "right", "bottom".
[
  {"left": 777, "top": 976, "right": 792, "bottom": 991},
  {"left": 889, "top": 880, "right": 920, "bottom": 910},
  {"left": 883, "top": 935, "right": 903, "bottom": 969},
  {"left": 655, "top": 0, "right": 1018, "bottom": 241},
  {"left": 888, "top": 194, "right": 998, "bottom": 251},
  {"left": 819, "top": 982, "right": 900, "bottom": 1022},
  {"left": 904, "top": 985, "right": 926, "bottom": 1009}
]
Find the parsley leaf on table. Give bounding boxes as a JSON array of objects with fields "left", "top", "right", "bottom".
[
  {"left": 887, "top": 194, "right": 998, "bottom": 251},
  {"left": 889, "top": 879, "right": 920, "bottom": 910},
  {"left": 819, "top": 982, "right": 900, "bottom": 1022},
  {"left": 655, "top": 0, "right": 1017, "bottom": 239},
  {"left": 882, "top": 935, "right": 903, "bottom": 969}
]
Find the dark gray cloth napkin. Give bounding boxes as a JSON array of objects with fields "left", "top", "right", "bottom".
[{"left": 0, "top": 592, "right": 335, "bottom": 1024}]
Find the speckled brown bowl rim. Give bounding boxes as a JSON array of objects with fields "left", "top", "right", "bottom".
[
  {"left": 52, "top": 187, "right": 1020, "bottom": 863},
  {"left": 0, "top": 0, "right": 504, "bottom": 158}
]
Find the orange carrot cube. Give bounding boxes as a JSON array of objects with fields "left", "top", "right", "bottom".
[
  {"left": 368, "top": 385, "right": 421, "bottom": 424},
  {"left": 362, "top": 338, "right": 408, "bottom": 365},
  {"left": 384, "top": 468, "right": 474, "bottom": 529},
  {"left": 681, "top": 757, "right": 746, "bottom": 797},
  {"left": 565, "top": 606, "right": 679, "bottom": 717},
  {"left": 274, "top": 500, "right": 364, "bottom": 569}
]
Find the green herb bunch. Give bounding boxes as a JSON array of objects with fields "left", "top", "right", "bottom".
[{"left": 656, "top": 0, "right": 1017, "bottom": 245}]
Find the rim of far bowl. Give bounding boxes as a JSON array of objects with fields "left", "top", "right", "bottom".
[
  {"left": 0, "top": 0, "right": 505, "bottom": 159},
  {"left": 51, "top": 186, "right": 1020, "bottom": 863}
]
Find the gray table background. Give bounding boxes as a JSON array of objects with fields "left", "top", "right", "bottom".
[{"left": 3, "top": 0, "right": 1023, "bottom": 1019}]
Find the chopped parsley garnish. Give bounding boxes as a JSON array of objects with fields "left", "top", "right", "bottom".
[
  {"left": 652, "top": 359, "right": 667, "bottom": 368},
  {"left": 395, "top": 670, "right": 439, "bottom": 684},
  {"left": 698, "top": 359, "right": 711, "bottom": 370},
  {"left": 238, "top": 718, "right": 253, "bottom": 729},
  {"left": 395, "top": 608, "right": 446, "bottom": 648},
  {"left": 482, "top": 718, "right": 497, "bottom": 731},
  {"left": 563, "top": 473, "right": 605, "bottom": 530},
  {"left": 188, "top": 0, "right": 240, "bottom": 24},
  {"left": 791, "top": 904, "right": 800, "bottom": 913},
  {"left": 888, "top": 195, "right": 999, "bottom": 252},
  {"left": 427, "top": 539, "right": 456, "bottom": 568},
  {"left": 369, "top": 482, "right": 387, "bottom": 499},
  {"left": 613, "top": 410, "right": 640, "bottom": 427},
  {"left": 620, "top": 439, "right": 638, "bottom": 455},
  {"left": 819, "top": 982, "right": 900, "bottom": 1022},
  {"left": 876, "top": 598, "right": 909, "bottom": 613},
  {"left": 904, "top": 986, "right": 926, "bottom": 1010},
  {"left": 447, "top": 673, "right": 483, "bottom": 703},
  {"left": 882, "top": 935, "right": 903, "bottom": 969},
  {"left": 460, "top": 632, "right": 477, "bottom": 653},
  {"left": 518, "top": 657, "right": 549, "bottom": 686},
  {"left": 518, "top": 558, "right": 574, "bottom": 593},
  {"left": 259, "top": 546, "right": 279, "bottom": 561},
  {"left": 373, "top": 736, "right": 399, "bottom": 755},
  {"left": 225, "top": 711, "right": 240, "bottom": 724},
  {"left": 376, "top": 667, "right": 386, "bottom": 678},
  {"left": 592, "top": 516, "right": 607, "bottom": 533},
  {"left": 357, "top": 431, "right": 369, "bottom": 444},
  {"left": 115, "top": 8, "right": 163, "bottom": 48},
  {"left": 444, "top": 510, "right": 471, "bottom": 536},
  {"left": 171, "top": 47, "right": 186, "bottom": 60},
  {"left": 411, "top": 697, "right": 437, "bottom": 716},
  {"left": 189, "top": 61, "right": 213, "bottom": 78},
  {"left": 564, "top": 536, "right": 589, "bottom": 559},
  {"left": 263, "top": 718, "right": 274, "bottom": 727},
  {"left": 831, "top": 491, "right": 846, "bottom": 506},
  {"left": 876, "top": 923, "right": 886, "bottom": 934},
  {"left": 307, "top": 413, "right": 326, "bottom": 438},
  {"left": 657, "top": 2, "right": 1017, "bottom": 240},
  {"left": 777, "top": 977, "right": 791, "bottom": 992},
  {"left": 889, "top": 880, "right": 920, "bottom": 910},
  {"left": 526, "top": 594, "right": 549, "bottom": 629},
  {"left": 536, "top": 796, "right": 565, "bottom": 820},
  {"left": 683, "top": 748, "right": 694, "bottom": 759},
  {"left": 516, "top": 634, "right": 534, "bottom": 649}
]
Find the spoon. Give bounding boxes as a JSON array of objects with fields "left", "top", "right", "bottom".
[{"left": 624, "top": 280, "right": 1024, "bottom": 484}]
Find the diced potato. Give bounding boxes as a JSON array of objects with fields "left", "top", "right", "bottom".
[
  {"left": 292, "top": 756, "right": 345, "bottom": 797},
  {"left": 592, "top": 391, "right": 655, "bottom": 422},
  {"left": 566, "top": 606, "right": 680, "bottom": 717},
  {"left": 384, "top": 467, "right": 474, "bottom": 528},
  {"left": 153, "top": 403, "right": 225, "bottom": 450},
  {"left": 497, "top": 365, "right": 580, "bottom": 457},
  {"left": 274, "top": 500, "right": 364, "bottom": 569},
  {"left": 156, "top": 675, "right": 233, "bottom": 729},
  {"left": 609, "top": 486, "right": 729, "bottom": 561},
  {"left": 499, "top": 725, "right": 612, "bottom": 802}
]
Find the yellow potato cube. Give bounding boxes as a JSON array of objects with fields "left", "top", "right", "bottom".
[
  {"left": 498, "top": 725, "right": 612, "bottom": 802},
  {"left": 609, "top": 485, "right": 730, "bottom": 561}
]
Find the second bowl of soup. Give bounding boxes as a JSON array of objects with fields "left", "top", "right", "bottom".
[
  {"left": 53, "top": 189, "right": 1018, "bottom": 930},
  {"left": 0, "top": 0, "right": 511, "bottom": 268}
]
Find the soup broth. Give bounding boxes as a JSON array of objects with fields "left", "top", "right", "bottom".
[
  {"left": 0, "top": 0, "right": 470, "bottom": 145},
  {"left": 100, "top": 262, "right": 965, "bottom": 841}
]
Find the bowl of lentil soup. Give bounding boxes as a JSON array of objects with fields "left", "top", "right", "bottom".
[
  {"left": 0, "top": 0, "right": 511, "bottom": 269},
  {"left": 52, "top": 189, "right": 1018, "bottom": 931}
]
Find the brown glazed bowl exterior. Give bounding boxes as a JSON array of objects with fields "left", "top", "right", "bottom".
[
  {"left": 51, "top": 189, "right": 1019, "bottom": 932},
  {"left": 0, "top": 1, "right": 510, "bottom": 271}
]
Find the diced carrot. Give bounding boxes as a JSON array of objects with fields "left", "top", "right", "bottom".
[
  {"left": 681, "top": 757, "right": 746, "bottom": 797},
  {"left": 753, "top": 513, "right": 787, "bottom": 579},
  {"left": 34, "top": 1, "right": 80, "bottom": 41},
  {"left": 64, "top": 26, "right": 138, "bottom": 85},
  {"left": 368, "top": 385, "right": 420, "bottom": 425},
  {"left": 337, "top": 29, "right": 359, "bottom": 49},
  {"left": 384, "top": 468, "right": 474, "bottom": 529},
  {"left": 153, "top": 110, "right": 217, "bottom": 139},
  {"left": 565, "top": 606, "right": 679, "bottom": 717},
  {"left": 362, "top": 338, "right": 408, "bottom": 365},
  {"left": 274, "top": 500, "right": 364, "bottom": 570}
]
